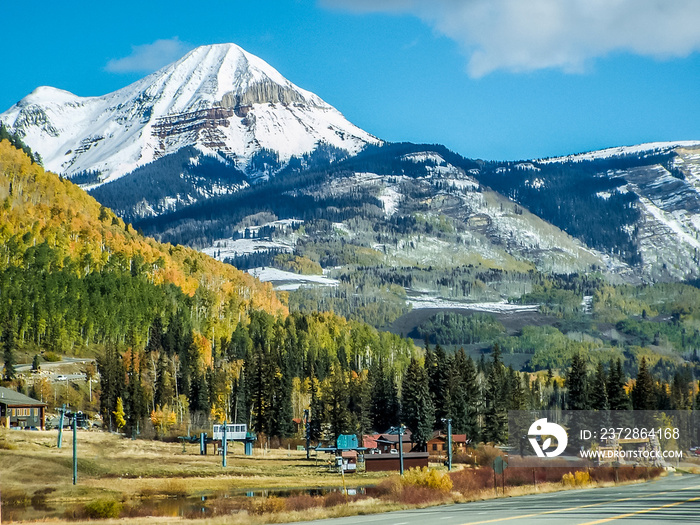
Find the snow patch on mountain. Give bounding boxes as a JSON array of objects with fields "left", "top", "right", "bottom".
[{"left": 247, "top": 267, "right": 338, "bottom": 291}]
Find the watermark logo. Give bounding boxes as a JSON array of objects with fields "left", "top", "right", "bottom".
[{"left": 528, "top": 418, "right": 568, "bottom": 457}]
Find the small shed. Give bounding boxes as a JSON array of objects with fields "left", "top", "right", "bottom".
[{"left": 0, "top": 387, "right": 46, "bottom": 430}]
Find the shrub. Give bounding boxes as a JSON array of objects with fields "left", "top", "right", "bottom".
[
  {"left": 394, "top": 484, "right": 446, "bottom": 505},
  {"left": 450, "top": 467, "right": 495, "bottom": 495},
  {"left": 43, "top": 351, "right": 61, "bottom": 362},
  {"left": 286, "top": 494, "right": 323, "bottom": 511},
  {"left": 247, "top": 497, "right": 285, "bottom": 515},
  {"left": 0, "top": 437, "right": 17, "bottom": 450},
  {"left": 2, "top": 490, "right": 30, "bottom": 508},
  {"left": 453, "top": 448, "right": 477, "bottom": 465},
  {"left": 374, "top": 475, "right": 402, "bottom": 496},
  {"left": 83, "top": 499, "right": 123, "bottom": 519},
  {"left": 562, "top": 470, "right": 591, "bottom": 487},
  {"left": 402, "top": 467, "right": 453, "bottom": 492},
  {"left": 323, "top": 491, "right": 348, "bottom": 507},
  {"left": 474, "top": 444, "right": 504, "bottom": 467}
]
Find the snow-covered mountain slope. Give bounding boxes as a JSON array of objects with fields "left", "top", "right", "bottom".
[
  {"left": 538, "top": 141, "right": 700, "bottom": 164},
  {"left": 515, "top": 142, "right": 700, "bottom": 280},
  {"left": 600, "top": 146, "right": 700, "bottom": 280},
  {"left": 0, "top": 43, "right": 379, "bottom": 183},
  {"left": 180, "top": 147, "right": 618, "bottom": 285}
]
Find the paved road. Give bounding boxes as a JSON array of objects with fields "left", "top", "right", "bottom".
[{"left": 297, "top": 474, "right": 700, "bottom": 525}]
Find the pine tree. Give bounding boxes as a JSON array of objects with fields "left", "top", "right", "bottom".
[
  {"left": 482, "top": 344, "right": 507, "bottom": 443},
  {"left": 447, "top": 349, "right": 470, "bottom": 434},
  {"left": 2, "top": 320, "right": 17, "bottom": 381},
  {"left": 590, "top": 361, "right": 609, "bottom": 410},
  {"left": 566, "top": 353, "right": 589, "bottom": 410},
  {"left": 269, "top": 342, "right": 294, "bottom": 438},
  {"left": 98, "top": 344, "right": 125, "bottom": 431},
  {"left": 507, "top": 367, "right": 525, "bottom": 410},
  {"left": 348, "top": 370, "right": 372, "bottom": 438},
  {"left": 632, "top": 357, "right": 656, "bottom": 410},
  {"left": 325, "top": 364, "right": 351, "bottom": 439},
  {"left": 249, "top": 343, "right": 268, "bottom": 434},
  {"left": 309, "top": 371, "right": 324, "bottom": 441},
  {"left": 428, "top": 344, "right": 450, "bottom": 426},
  {"left": 482, "top": 358, "right": 507, "bottom": 443},
  {"left": 401, "top": 357, "right": 435, "bottom": 449},
  {"left": 607, "top": 358, "right": 629, "bottom": 410},
  {"left": 154, "top": 351, "right": 174, "bottom": 408},
  {"left": 545, "top": 367, "right": 553, "bottom": 388},
  {"left": 369, "top": 358, "right": 399, "bottom": 431}
]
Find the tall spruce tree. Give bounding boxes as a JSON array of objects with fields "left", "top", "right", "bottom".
[
  {"left": 325, "top": 364, "right": 351, "bottom": 439},
  {"left": 566, "top": 353, "right": 589, "bottom": 410},
  {"left": 607, "top": 358, "right": 630, "bottom": 410},
  {"left": 348, "top": 371, "right": 372, "bottom": 438},
  {"left": 401, "top": 357, "right": 435, "bottom": 449},
  {"left": 428, "top": 344, "right": 450, "bottom": 426},
  {"left": 98, "top": 344, "right": 125, "bottom": 431},
  {"left": 447, "top": 349, "right": 470, "bottom": 434},
  {"left": 369, "top": 358, "right": 399, "bottom": 431},
  {"left": 591, "top": 361, "right": 609, "bottom": 410},
  {"left": 2, "top": 320, "right": 17, "bottom": 381},
  {"left": 632, "top": 357, "right": 656, "bottom": 410},
  {"left": 269, "top": 342, "right": 294, "bottom": 437},
  {"left": 482, "top": 345, "right": 507, "bottom": 443},
  {"left": 309, "top": 370, "right": 324, "bottom": 441}
]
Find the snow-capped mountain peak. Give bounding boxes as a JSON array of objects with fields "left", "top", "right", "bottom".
[{"left": 1, "top": 43, "right": 379, "bottom": 183}]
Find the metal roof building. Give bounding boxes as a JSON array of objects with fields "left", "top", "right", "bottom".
[{"left": 0, "top": 386, "right": 46, "bottom": 430}]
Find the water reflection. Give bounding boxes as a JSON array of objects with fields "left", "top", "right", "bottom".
[{"left": 6, "top": 485, "right": 373, "bottom": 521}]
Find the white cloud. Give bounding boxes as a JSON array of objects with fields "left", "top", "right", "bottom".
[
  {"left": 321, "top": 0, "right": 700, "bottom": 77},
  {"left": 105, "top": 38, "right": 193, "bottom": 73}
]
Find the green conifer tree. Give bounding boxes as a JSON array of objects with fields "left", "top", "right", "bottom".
[
  {"left": 2, "top": 320, "right": 17, "bottom": 381},
  {"left": 591, "top": 361, "right": 609, "bottom": 410},
  {"left": 607, "top": 358, "right": 630, "bottom": 410},
  {"left": 566, "top": 353, "right": 589, "bottom": 410},
  {"left": 482, "top": 344, "right": 507, "bottom": 443},
  {"left": 401, "top": 357, "right": 435, "bottom": 449},
  {"left": 632, "top": 357, "right": 656, "bottom": 410}
]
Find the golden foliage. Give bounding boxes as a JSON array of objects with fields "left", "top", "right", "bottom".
[
  {"left": 562, "top": 470, "right": 591, "bottom": 486},
  {"left": 0, "top": 140, "right": 287, "bottom": 335},
  {"left": 401, "top": 467, "right": 453, "bottom": 492}
]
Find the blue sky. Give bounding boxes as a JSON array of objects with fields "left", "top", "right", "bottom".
[{"left": 2, "top": 0, "right": 700, "bottom": 160}]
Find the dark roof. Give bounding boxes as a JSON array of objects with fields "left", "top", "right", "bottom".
[
  {"left": 0, "top": 387, "right": 46, "bottom": 407},
  {"left": 429, "top": 430, "right": 469, "bottom": 443}
]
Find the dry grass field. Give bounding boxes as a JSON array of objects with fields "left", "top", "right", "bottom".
[
  {"left": 0, "top": 428, "right": 672, "bottom": 524},
  {"left": 0, "top": 428, "right": 389, "bottom": 522}
]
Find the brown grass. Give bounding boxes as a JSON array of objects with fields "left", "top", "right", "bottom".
[{"left": 0, "top": 429, "right": 671, "bottom": 524}]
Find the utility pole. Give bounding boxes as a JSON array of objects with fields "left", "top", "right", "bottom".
[
  {"left": 222, "top": 421, "right": 227, "bottom": 468},
  {"left": 72, "top": 413, "right": 77, "bottom": 485},
  {"left": 390, "top": 425, "right": 406, "bottom": 475},
  {"left": 57, "top": 404, "right": 66, "bottom": 448},
  {"left": 398, "top": 428, "right": 404, "bottom": 475},
  {"left": 447, "top": 418, "right": 452, "bottom": 471},
  {"left": 304, "top": 408, "right": 310, "bottom": 460}
]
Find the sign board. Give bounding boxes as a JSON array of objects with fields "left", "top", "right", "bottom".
[
  {"left": 493, "top": 455, "right": 508, "bottom": 475},
  {"left": 336, "top": 434, "right": 359, "bottom": 450}
]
